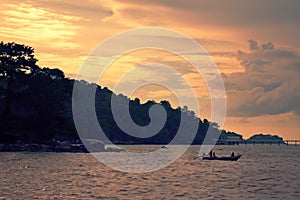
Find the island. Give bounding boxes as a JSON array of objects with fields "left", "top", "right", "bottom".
[{"left": 245, "top": 134, "right": 285, "bottom": 145}]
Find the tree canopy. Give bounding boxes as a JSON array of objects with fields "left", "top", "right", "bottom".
[{"left": 0, "top": 42, "right": 39, "bottom": 115}]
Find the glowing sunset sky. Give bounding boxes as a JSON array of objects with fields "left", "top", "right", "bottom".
[{"left": 1, "top": 0, "right": 300, "bottom": 139}]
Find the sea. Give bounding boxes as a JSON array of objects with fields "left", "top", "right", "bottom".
[{"left": 1, "top": 145, "right": 299, "bottom": 199}]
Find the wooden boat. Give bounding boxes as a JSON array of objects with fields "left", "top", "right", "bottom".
[{"left": 202, "top": 154, "right": 241, "bottom": 161}]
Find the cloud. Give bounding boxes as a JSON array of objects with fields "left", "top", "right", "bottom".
[
  {"left": 27, "top": 0, "right": 113, "bottom": 19},
  {"left": 0, "top": 3, "right": 83, "bottom": 49},
  {"left": 248, "top": 39, "right": 259, "bottom": 50},
  {"left": 262, "top": 42, "right": 274, "bottom": 50},
  {"left": 225, "top": 41, "right": 300, "bottom": 117},
  {"left": 112, "top": 0, "right": 300, "bottom": 27},
  {"left": 0, "top": 0, "right": 123, "bottom": 72},
  {"left": 248, "top": 39, "right": 275, "bottom": 51},
  {"left": 108, "top": 0, "right": 300, "bottom": 49}
]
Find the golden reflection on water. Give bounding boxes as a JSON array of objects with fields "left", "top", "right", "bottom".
[{"left": 0, "top": 145, "right": 300, "bottom": 199}]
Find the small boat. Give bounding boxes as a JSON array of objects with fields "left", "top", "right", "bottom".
[{"left": 202, "top": 154, "right": 242, "bottom": 161}]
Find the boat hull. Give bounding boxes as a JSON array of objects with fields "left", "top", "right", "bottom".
[{"left": 202, "top": 155, "right": 241, "bottom": 161}]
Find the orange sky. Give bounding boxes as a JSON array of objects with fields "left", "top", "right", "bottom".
[{"left": 1, "top": 0, "right": 300, "bottom": 139}]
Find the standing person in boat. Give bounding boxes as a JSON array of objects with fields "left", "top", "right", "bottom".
[
  {"left": 231, "top": 152, "right": 235, "bottom": 157},
  {"left": 213, "top": 152, "right": 216, "bottom": 158},
  {"left": 209, "top": 150, "right": 213, "bottom": 158}
]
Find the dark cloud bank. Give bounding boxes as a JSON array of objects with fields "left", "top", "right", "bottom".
[{"left": 224, "top": 40, "right": 300, "bottom": 117}]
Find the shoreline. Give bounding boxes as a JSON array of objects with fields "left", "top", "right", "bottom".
[
  {"left": 0, "top": 142, "right": 125, "bottom": 153},
  {"left": 0, "top": 142, "right": 294, "bottom": 153}
]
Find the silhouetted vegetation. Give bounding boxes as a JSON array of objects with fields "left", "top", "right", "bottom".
[
  {"left": 0, "top": 41, "right": 238, "bottom": 144},
  {"left": 245, "top": 134, "right": 285, "bottom": 144}
]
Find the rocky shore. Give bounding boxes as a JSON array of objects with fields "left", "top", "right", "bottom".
[
  {"left": 0, "top": 140, "right": 124, "bottom": 153},
  {"left": 0, "top": 142, "right": 87, "bottom": 153}
]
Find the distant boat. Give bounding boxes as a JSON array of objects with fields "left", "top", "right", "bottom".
[
  {"left": 161, "top": 145, "right": 168, "bottom": 149},
  {"left": 202, "top": 154, "right": 242, "bottom": 161}
]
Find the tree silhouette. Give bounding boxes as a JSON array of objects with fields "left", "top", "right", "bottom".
[
  {"left": 0, "top": 41, "right": 244, "bottom": 145},
  {"left": 0, "top": 41, "right": 38, "bottom": 115}
]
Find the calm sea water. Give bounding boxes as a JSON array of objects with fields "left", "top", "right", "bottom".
[{"left": 1, "top": 145, "right": 300, "bottom": 199}]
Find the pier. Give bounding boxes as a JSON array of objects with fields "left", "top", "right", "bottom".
[
  {"left": 215, "top": 139, "right": 300, "bottom": 145},
  {"left": 284, "top": 140, "right": 300, "bottom": 146},
  {"left": 242, "top": 140, "right": 300, "bottom": 145}
]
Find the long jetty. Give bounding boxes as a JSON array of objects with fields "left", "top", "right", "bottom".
[
  {"left": 243, "top": 140, "right": 300, "bottom": 145},
  {"left": 284, "top": 140, "right": 300, "bottom": 146}
]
